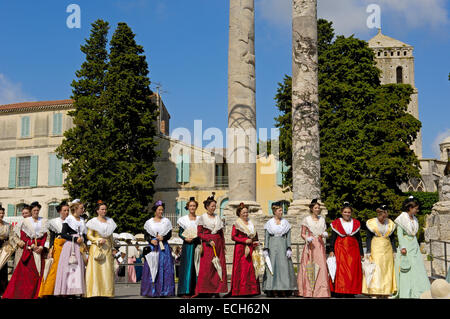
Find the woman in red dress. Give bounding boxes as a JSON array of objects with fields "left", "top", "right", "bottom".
[
  {"left": 2, "top": 201, "right": 48, "bottom": 299},
  {"left": 228, "top": 203, "right": 260, "bottom": 297},
  {"left": 329, "top": 202, "right": 364, "bottom": 297},
  {"left": 194, "top": 193, "right": 227, "bottom": 297}
]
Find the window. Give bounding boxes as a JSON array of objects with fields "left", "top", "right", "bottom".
[
  {"left": 8, "top": 156, "right": 38, "bottom": 188},
  {"left": 53, "top": 113, "right": 63, "bottom": 135},
  {"left": 215, "top": 161, "right": 228, "bottom": 187},
  {"left": 404, "top": 51, "right": 407, "bottom": 56},
  {"left": 17, "top": 156, "right": 31, "bottom": 187},
  {"left": 397, "top": 51, "right": 400, "bottom": 56},
  {"left": 396, "top": 66, "right": 403, "bottom": 84},
  {"left": 391, "top": 51, "right": 394, "bottom": 56},
  {"left": 16, "top": 203, "right": 26, "bottom": 216},
  {"left": 219, "top": 198, "right": 228, "bottom": 218},
  {"left": 48, "top": 202, "right": 59, "bottom": 219},
  {"left": 377, "top": 51, "right": 381, "bottom": 57},
  {"left": 21, "top": 116, "right": 30, "bottom": 138}
]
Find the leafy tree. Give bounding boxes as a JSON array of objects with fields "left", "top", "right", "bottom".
[
  {"left": 57, "top": 20, "right": 159, "bottom": 233},
  {"left": 56, "top": 19, "right": 111, "bottom": 213},
  {"left": 100, "top": 22, "right": 159, "bottom": 233},
  {"left": 274, "top": 19, "right": 422, "bottom": 223}
]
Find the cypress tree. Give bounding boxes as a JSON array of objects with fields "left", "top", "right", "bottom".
[{"left": 100, "top": 22, "right": 159, "bottom": 232}]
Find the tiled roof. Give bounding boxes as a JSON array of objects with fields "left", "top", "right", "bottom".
[{"left": 0, "top": 99, "right": 74, "bottom": 113}]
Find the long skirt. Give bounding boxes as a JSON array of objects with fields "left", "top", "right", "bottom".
[
  {"left": 362, "top": 236, "right": 396, "bottom": 296},
  {"left": 38, "top": 238, "right": 66, "bottom": 297},
  {"left": 54, "top": 237, "right": 86, "bottom": 296},
  {"left": 262, "top": 237, "right": 297, "bottom": 292},
  {"left": 2, "top": 250, "right": 44, "bottom": 299},
  {"left": 297, "top": 238, "right": 331, "bottom": 297},
  {"left": 140, "top": 242, "right": 175, "bottom": 297},
  {"left": 330, "top": 236, "right": 362, "bottom": 295},
  {"left": 177, "top": 241, "right": 198, "bottom": 296},
  {"left": 128, "top": 257, "right": 137, "bottom": 283}
]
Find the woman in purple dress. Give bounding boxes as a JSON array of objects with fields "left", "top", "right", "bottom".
[{"left": 140, "top": 200, "right": 175, "bottom": 297}]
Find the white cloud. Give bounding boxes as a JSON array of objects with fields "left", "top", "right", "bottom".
[
  {"left": 432, "top": 129, "right": 450, "bottom": 159},
  {"left": 256, "top": 0, "right": 449, "bottom": 36},
  {"left": 0, "top": 73, "right": 33, "bottom": 105}
]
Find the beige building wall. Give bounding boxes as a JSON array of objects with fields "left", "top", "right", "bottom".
[{"left": 0, "top": 102, "right": 73, "bottom": 219}]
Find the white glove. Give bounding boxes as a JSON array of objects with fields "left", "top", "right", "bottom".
[
  {"left": 263, "top": 249, "right": 269, "bottom": 258},
  {"left": 322, "top": 232, "right": 328, "bottom": 238},
  {"left": 286, "top": 249, "right": 292, "bottom": 259},
  {"left": 306, "top": 237, "right": 314, "bottom": 243}
]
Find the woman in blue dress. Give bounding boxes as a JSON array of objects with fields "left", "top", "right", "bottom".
[
  {"left": 141, "top": 200, "right": 175, "bottom": 297},
  {"left": 177, "top": 197, "right": 200, "bottom": 297}
]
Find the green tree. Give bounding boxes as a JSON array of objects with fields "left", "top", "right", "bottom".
[
  {"left": 274, "top": 19, "right": 422, "bottom": 223},
  {"left": 100, "top": 22, "right": 159, "bottom": 233},
  {"left": 56, "top": 19, "right": 111, "bottom": 213},
  {"left": 57, "top": 21, "right": 159, "bottom": 233}
]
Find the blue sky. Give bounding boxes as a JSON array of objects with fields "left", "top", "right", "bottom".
[{"left": 0, "top": 0, "right": 449, "bottom": 159}]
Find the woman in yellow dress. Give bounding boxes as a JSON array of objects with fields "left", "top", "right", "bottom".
[
  {"left": 38, "top": 201, "right": 69, "bottom": 297},
  {"left": 362, "top": 204, "right": 397, "bottom": 298},
  {"left": 85, "top": 201, "right": 117, "bottom": 298}
]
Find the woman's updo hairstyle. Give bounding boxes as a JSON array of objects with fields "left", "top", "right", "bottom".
[
  {"left": 152, "top": 200, "right": 165, "bottom": 212},
  {"left": 203, "top": 192, "right": 217, "bottom": 210},
  {"left": 30, "top": 201, "right": 42, "bottom": 210},
  {"left": 185, "top": 197, "right": 198, "bottom": 210},
  {"left": 95, "top": 200, "right": 107, "bottom": 212},
  {"left": 271, "top": 201, "right": 282, "bottom": 215},
  {"left": 340, "top": 201, "right": 353, "bottom": 213},
  {"left": 236, "top": 202, "right": 248, "bottom": 217},
  {"left": 56, "top": 200, "right": 69, "bottom": 213},
  {"left": 376, "top": 204, "right": 388, "bottom": 215},
  {"left": 309, "top": 198, "right": 320, "bottom": 212},
  {"left": 69, "top": 201, "right": 82, "bottom": 215},
  {"left": 403, "top": 196, "right": 419, "bottom": 212}
]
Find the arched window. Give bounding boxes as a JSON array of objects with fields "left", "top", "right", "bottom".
[
  {"left": 396, "top": 66, "right": 403, "bottom": 84},
  {"left": 219, "top": 198, "right": 228, "bottom": 218},
  {"left": 48, "top": 202, "right": 60, "bottom": 219}
]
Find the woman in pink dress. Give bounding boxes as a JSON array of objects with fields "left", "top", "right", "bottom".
[{"left": 297, "top": 199, "right": 331, "bottom": 297}]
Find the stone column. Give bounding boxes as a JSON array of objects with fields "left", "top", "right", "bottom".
[
  {"left": 288, "top": 0, "right": 326, "bottom": 224},
  {"left": 425, "top": 175, "right": 450, "bottom": 277},
  {"left": 225, "top": 0, "right": 262, "bottom": 252}
]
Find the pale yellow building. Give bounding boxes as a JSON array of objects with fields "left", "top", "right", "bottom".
[{"left": 0, "top": 98, "right": 291, "bottom": 228}]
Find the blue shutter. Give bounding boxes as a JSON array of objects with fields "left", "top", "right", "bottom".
[
  {"left": 268, "top": 200, "right": 275, "bottom": 216},
  {"left": 276, "top": 160, "right": 282, "bottom": 186},
  {"left": 176, "top": 155, "right": 182, "bottom": 183},
  {"left": 8, "top": 157, "right": 16, "bottom": 188},
  {"left": 21, "top": 116, "right": 30, "bottom": 137},
  {"left": 53, "top": 113, "right": 62, "bottom": 135},
  {"left": 181, "top": 200, "right": 187, "bottom": 216},
  {"left": 182, "top": 153, "right": 190, "bottom": 183},
  {"left": 29, "top": 156, "right": 38, "bottom": 187},
  {"left": 7, "top": 204, "right": 15, "bottom": 217},
  {"left": 55, "top": 156, "right": 63, "bottom": 186},
  {"left": 48, "top": 154, "right": 56, "bottom": 186}
]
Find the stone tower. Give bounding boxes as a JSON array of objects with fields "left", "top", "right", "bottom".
[{"left": 368, "top": 29, "right": 422, "bottom": 158}]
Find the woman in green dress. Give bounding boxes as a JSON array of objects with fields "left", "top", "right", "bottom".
[
  {"left": 394, "top": 196, "right": 430, "bottom": 298},
  {"left": 177, "top": 197, "right": 200, "bottom": 297},
  {"left": 262, "top": 202, "right": 297, "bottom": 297}
]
